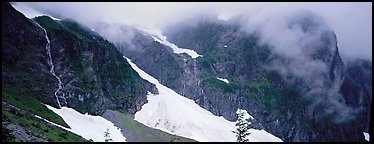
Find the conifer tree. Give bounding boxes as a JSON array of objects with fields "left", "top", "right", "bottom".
[
  {"left": 232, "top": 109, "right": 250, "bottom": 142},
  {"left": 104, "top": 128, "right": 113, "bottom": 142}
]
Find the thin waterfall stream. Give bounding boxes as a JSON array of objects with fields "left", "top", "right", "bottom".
[{"left": 35, "top": 21, "right": 67, "bottom": 108}]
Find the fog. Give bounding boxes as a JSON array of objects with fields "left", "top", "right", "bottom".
[
  {"left": 12, "top": 2, "right": 372, "bottom": 60},
  {"left": 11, "top": 2, "right": 371, "bottom": 122}
]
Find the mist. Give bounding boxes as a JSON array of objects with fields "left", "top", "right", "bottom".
[
  {"left": 12, "top": 2, "right": 372, "bottom": 60},
  {"left": 11, "top": 2, "right": 371, "bottom": 122}
]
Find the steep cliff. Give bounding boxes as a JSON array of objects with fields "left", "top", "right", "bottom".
[
  {"left": 103, "top": 15, "right": 371, "bottom": 142},
  {"left": 2, "top": 2, "right": 159, "bottom": 142}
]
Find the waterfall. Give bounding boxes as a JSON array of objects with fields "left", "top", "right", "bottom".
[{"left": 35, "top": 21, "right": 68, "bottom": 108}]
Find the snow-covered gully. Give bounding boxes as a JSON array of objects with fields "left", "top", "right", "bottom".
[
  {"left": 126, "top": 56, "right": 282, "bottom": 142},
  {"left": 136, "top": 27, "right": 202, "bottom": 59}
]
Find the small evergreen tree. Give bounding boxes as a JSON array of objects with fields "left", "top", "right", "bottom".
[
  {"left": 104, "top": 128, "right": 113, "bottom": 142},
  {"left": 232, "top": 109, "right": 250, "bottom": 142}
]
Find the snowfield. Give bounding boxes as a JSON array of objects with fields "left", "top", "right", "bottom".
[
  {"left": 217, "top": 77, "right": 230, "bottom": 83},
  {"left": 135, "top": 27, "right": 202, "bottom": 58},
  {"left": 126, "top": 56, "right": 282, "bottom": 142},
  {"left": 45, "top": 105, "right": 126, "bottom": 142}
]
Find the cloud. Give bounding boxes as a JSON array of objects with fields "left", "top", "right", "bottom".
[
  {"left": 11, "top": 2, "right": 370, "bottom": 122},
  {"left": 253, "top": 11, "right": 363, "bottom": 123},
  {"left": 12, "top": 2, "right": 371, "bottom": 60}
]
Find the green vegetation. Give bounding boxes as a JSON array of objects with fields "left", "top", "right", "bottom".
[
  {"left": 176, "top": 22, "right": 321, "bottom": 140},
  {"left": 238, "top": 37, "right": 257, "bottom": 63},
  {"left": 34, "top": 16, "right": 95, "bottom": 43},
  {"left": 33, "top": 16, "right": 149, "bottom": 113},
  {"left": 200, "top": 76, "right": 243, "bottom": 93},
  {"left": 258, "top": 84, "right": 284, "bottom": 110},
  {"left": 111, "top": 110, "right": 196, "bottom": 142},
  {"left": 2, "top": 90, "right": 69, "bottom": 128},
  {"left": 158, "top": 55, "right": 183, "bottom": 85},
  {"left": 187, "top": 21, "right": 228, "bottom": 54},
  {"left": 250, "top": 71, "right": 305, "bottom": 114},
  {"left": 233, "top": 110, "right": 250, "bottom": 142},
  {"left": 34, "top": 16, "right": 64, "bottom": 30},
  {"left": 250, "top": 80, "right": 271, "bottom": 92},
  {"left": 192, "top": 22, "right": 271, "bottom": 95},
  {"left": 76, "top": 71, "right": 95, "bottom": 91},
  {"left": 196, "top": 46, "right": 243, "bottom": 93},
  {"left": 2, "top": 107, "right": 87, "bottom": 142}
]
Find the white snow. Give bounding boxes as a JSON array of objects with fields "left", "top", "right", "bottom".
[
  {"left": 34, "top": 115, "right": 69, "bottom": 130},
  {"left": 47, "top": 15, "right": 61, "bottom": 21},
  {"left": 126, "top": 56, "right": 282, "bottom": 142},
  {"left": 247, "top": 129, "right": 282, "bottom": 142},
  {"left": 12, "top": 3, "right": 42, "bottom": 19},
  {"left": 236, "top": 109, "right": 281, "bottom": 142},
  {"left": 135, "top": 27, "right": 202, "bottom": 59},
  {"left": 237, "top": 109, "right": 253, "bottom": 120},
  {"left": 217, "top": 77, "right": 230, "bottom": 83},
  {"left": 45, "top": 105, "right": 126, "bottom": 142},
  {"left": 12, "top": 3, "right": 61, "bottom": 20},
  {"left": 363, "top": 132, "right": 370, "bottom": 141}
]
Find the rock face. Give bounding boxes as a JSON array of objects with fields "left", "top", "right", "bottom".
[
  {"left": 2, "top": 2, "right": 56, "bottom": 105},
  {"left": 3, "top": 2, "right": 371, "bottom": 142},
  {"left": 103, "top": 15, "right": 371, "bottom": 141},
  {"left": 2, "top": 2, "right": 156, "bottom": 116},
  {"left": 340, "top": 59, "right": 372, "bottom": 133}
]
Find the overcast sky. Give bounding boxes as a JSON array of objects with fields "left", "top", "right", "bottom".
[{"left": 12, "top": 2, "right": 372, "bottom": 60}]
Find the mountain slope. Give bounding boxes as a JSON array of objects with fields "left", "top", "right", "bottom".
[
  {"left": 165, "top": 18, "right": 372, "bottom": 142},
  {"left": 32, "top": 16, "right": 157, "bottom": 115},
  {"left": 126, "top": 57, "right": 282, "bottom": 142},
  {"left": 102, "top": 110, "right": 196, "bottom": 142},
  {"left": 2, "top": 3, "right": 191, "bottom": 142},
  {"left": 3, "top": 2, "right": 370, "bottom": 142},
  {"left": 101, "top": 15, "right": 371, "bottom": 142}
]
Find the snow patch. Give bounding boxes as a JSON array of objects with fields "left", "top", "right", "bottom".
[
  {"left": 12, "top": 3, "right": 60, "bottom": 20},
  {"left": 237, "top": 109, "right": 253, "bottom": 120},
  {"left": 12, "top": 3, "right": 42, "bottom": 19},
  {"left": 363, "top": 132, "right": 370, "bottom": 141},
  {"left": 217, "top": 77, "right": 230, "bottom": 83},
  {"left": 45, "top": 105, "right": 126, "bottom": 142},
  {"left": 34, "top": 115, "right": 69, "bottom": 131},
  {"left": 135, "top": 27, "right": 202, "bottom": 59},
  {"left": 125, "top": 56, "right": 282, "bottom": 142},
  {"left": 247, "top": 129, "right": 282, "bottom": 142},
  {"left": 47, "top": 15, "right": 61, "bottom": 21}
]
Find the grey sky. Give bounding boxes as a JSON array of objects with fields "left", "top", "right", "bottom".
[{"left": 12, "top": 2, "right": 372, "bottom": 60}]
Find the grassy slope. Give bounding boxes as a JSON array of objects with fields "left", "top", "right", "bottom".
[
  {"left": 107, "top": 110, "right": 196, "bottom": 142},
  {"left": 2, "top": 103, "right": 87, "bottom": 142},
  {"left": 2, "top": 89, "right": 69, "bottom": 128}
]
